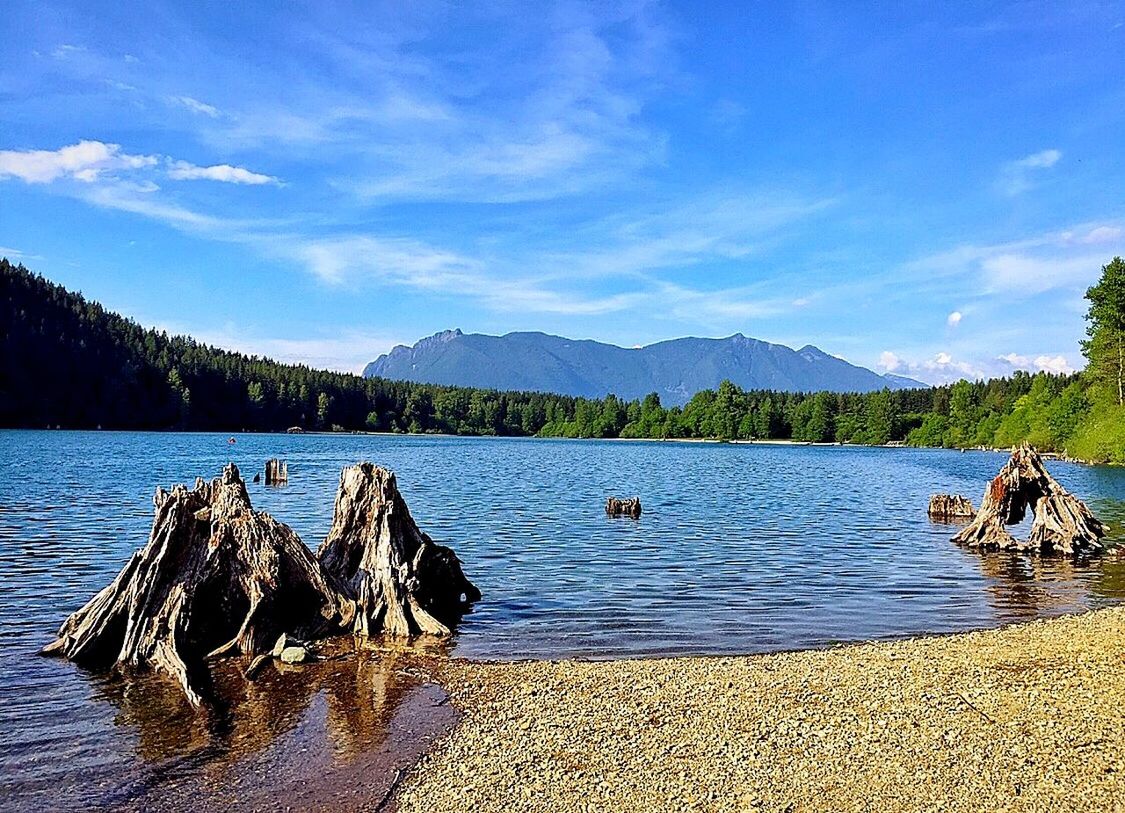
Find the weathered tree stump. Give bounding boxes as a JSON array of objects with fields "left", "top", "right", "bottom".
[
  {"left": 264, "top": 458, "right": 288, "bottom": 485},
  {"left": 927, "top": 494, "right": 975, "bottom": 522},
  {"left": 605, "top": 496, "right": 642, "bottom": 518},
  {"left": 41, "top": 464, "right": 352, "bottom": 705},
  {"left": 952, "top": 445, "right": 1106, "bottom": 554},
  {"left": 317, "top": 463, "right": 480, "bottom": 638}
]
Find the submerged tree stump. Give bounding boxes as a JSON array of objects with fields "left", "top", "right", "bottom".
[
  {"left": 952, "top": 445, "right": 1106, "bottom": 554},
  {"left": 605, "top": 497, "right": 642, "bottom": 518},
  {"left": 317, "top": 463, "right": 480, "bottom": 638},
  {"left": 928, "top": 494, "right": 975, "bottom": 522},
  {"left": 41, "top": 464, "right": 351, "bottom": 705},
  {"left": 264, "top": 458, "right": 288, "bottom": 485}
]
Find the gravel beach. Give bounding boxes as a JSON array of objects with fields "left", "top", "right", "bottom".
[{"left": 397, "top": 608, "right": 1125, "bottom": 812}]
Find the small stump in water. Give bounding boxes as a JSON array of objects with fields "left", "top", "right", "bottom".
[
  {"left": 606, "top": 497, "right": 642, "bottom": 518},
  {"left": 264, "top": 458, "right": 288, "bottom": 485},
  {"left": 952, "top": 444, "right": 1106, "bottom": 554},
  {"left": 928, "top": 494, "right": 975, "bottom": 522}
]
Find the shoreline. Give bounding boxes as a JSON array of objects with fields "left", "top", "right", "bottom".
[{"left": 395, "top": 607, "right": 1125, "bottom": 811}]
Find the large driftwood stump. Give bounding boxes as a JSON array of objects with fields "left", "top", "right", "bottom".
[
  {"left": 952, "top": 445, "right": 1106, "bottom": 554},
  {"left": 928, "top": 494, "right": 975, "bottom": 522},
  {"left": 317, "top": 463, "right": 480, "bottom": 638},
  {"left": 41, "top": 464, "right": 351, "bottom": 705},
  {"left": 605, "top": 497, "right": 642, "bottom": 518}
]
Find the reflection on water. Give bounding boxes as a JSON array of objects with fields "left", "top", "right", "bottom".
[
  {"left": 10, "top": 641, "right": 454, "bottom": 813},
  {"left": 1, "top": 430, "right": 1124, "bottom": 810}
]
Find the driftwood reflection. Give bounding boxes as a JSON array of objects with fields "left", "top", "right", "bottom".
[{"left": 88, "top": 640, "right": 455, "bottom": 812}]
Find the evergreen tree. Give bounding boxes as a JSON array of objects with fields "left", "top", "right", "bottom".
[{"left": 1082, "top": 256, "right": 1125, "bottom": 405}]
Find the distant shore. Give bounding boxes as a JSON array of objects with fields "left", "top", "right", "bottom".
[{"left": 397, "top": 608, "right": 1125, "bottom": 812}]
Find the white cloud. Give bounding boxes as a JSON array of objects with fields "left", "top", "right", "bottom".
[
  {"left": 875, "top": 350, "right": 992, "bottom": 385},
  {"left": 998, "top": 352, "right": 1072, "bottom": 374},
  {"left": 0, "top": 141, "right": 158, "bottom": 184},
  {"left": 1015, "top": 149, "right": 1061, "bottom": 169},
  {"left": 996, "top": 148, "right": 1062, "bottom": 196},
  {"left": 170, "top": 96, "right": 221, "bottom": 118},
  {"left": 882, "top": 350, "right": 1078, "bottom": 385},
  {"left": 1033, "top": 354, "right": 1072, "bottom": 374},
  {"left": 878, "top": 351, "right": 901, "bottom": 372},
  {"left": 167, "top": 160, "right": 279, "bottom": 185},
  {"left": 0, "top": 140, "right": 279, "bottom": 191},
  {"left": 947, "top": 310, "right": 962, "bottom": 327}
]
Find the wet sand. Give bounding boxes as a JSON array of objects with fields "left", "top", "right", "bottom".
[{"left": 397, "top": 608, "right": 1125, "bottom": 812}]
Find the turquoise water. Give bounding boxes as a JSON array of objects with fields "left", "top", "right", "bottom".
[{"left": 2, "top": 430, "right": 1124, "bottom": 809}]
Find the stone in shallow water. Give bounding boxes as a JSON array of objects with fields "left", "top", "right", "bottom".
[{"left": 279, "top": 646, "right": 310, "bottom": 664}]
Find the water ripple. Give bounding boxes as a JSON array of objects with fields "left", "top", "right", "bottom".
[{"left": 2, "top": 432, "right": 1125, "bottom": 807}]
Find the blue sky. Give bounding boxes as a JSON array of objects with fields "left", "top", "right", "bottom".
[{"left": 2, "top": 1, "right": 1124, "bottom": 383}]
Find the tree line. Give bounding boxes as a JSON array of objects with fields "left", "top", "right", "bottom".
[
  {"left": 3, "top": 256, "right": 1125, "bottom": 463},
  {"left": 0, "top": 259, "right": 578, "bottom": 436}
]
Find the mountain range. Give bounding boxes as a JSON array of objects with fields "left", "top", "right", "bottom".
[{"left": 363, "top": 330, "right": 925, "bottom": 405}]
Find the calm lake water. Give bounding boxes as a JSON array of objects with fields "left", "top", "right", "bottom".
[{"left": 2, "top": 430, "right": 1124, "bottom": 810}]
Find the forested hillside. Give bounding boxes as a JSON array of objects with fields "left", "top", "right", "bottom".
[
  {"left": 3, "top": 257, "right": 1124, "bottom": 463},
  {"left": 0, "top": 259, "right": 577, "bottom": 434}
]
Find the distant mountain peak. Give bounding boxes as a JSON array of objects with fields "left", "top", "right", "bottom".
[{"left": 363, "top": 330, "right": 925, "bottom": 404}]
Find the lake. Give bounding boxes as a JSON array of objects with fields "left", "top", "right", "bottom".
[{"left": 2, "top": 430, "right": 1124, "bottom": 810}]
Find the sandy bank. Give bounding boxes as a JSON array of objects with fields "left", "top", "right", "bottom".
[{"left": 397, "top": 609, "right": 1125, "bottom": 812}]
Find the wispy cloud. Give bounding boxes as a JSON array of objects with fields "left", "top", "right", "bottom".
[
  {"left": 187, "top": 4, "right": 675, "bottom": 204},
  {"left": 51, "top": 43, "right": 85, "bottom": 60},
  {"left": 169, "top": 96, "right": 221, "bottom": 118},
  {"left": 167, "top": 160, "right": 279, "bottom": 185},
  {"left": 996, "top": 148, "right": 1062, "bottom": 196},
  {"left": 905, "top": 220, "right": 1125, "bottom": 297},
  {"left": 190, "top": 325, "right": 404, "bottom": 373}
]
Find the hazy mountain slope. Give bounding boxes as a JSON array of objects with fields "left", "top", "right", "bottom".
[{"left": 364, "top": 330, "right": 924, "bottom": 404}]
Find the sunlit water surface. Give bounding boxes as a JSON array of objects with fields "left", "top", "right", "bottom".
[{"left": 2, "top": 431, "right": 1124, "bottom": 810}]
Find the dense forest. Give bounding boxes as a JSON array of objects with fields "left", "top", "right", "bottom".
[
  {"left": 0, "top": 259, "right": 579, "bottom": 436},
  {"left": 3, "top": 257, "right": 1125, "bottom": 463}
]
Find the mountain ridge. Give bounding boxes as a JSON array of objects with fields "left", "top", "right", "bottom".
[{"left": 363, "top": 330, "right": 925, "bottom": 405}]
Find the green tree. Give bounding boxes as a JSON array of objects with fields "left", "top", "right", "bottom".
[
  {"left": 947, "top": 380, "right": 979, "bottom": 447},
  {"left": 1083, "top": 256, "right": 1125, "bottom": 405},
  {"left": 863, "top": 389, "right": 898, "bottom": 445}
]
